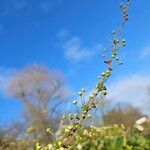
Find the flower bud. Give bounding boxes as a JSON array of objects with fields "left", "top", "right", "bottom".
[
  {"left": 116, "top": 57, "right": 119, "bottom": 60},
  {"left": 87, "top": 114, "right": 92, "bottom": 118},
  {"left": 122, "top": 39, "right": 126, "bottom": 46},
  {"left": 102, "top": 72, "right": 105, "bottom": 77},
  {"left": 58, "top": 141, "right": 62, "bottom": 147},
  {"left": 62, "top": 115, "right": 66, "bottom": 119},
  {"left": 111, "top": 54, "right": 115, "bottom": 58},
  {"left": 81, "top": 88, "right": 85, "bottom": 93},
  {"left": 72, "top": 100, "right": 77, "bottom": 105},
  {"left": 84, "top": 110, "right": 87, "bottom": 114},
  {"left": 46, "top": 128, "right": 51, "bottom": 133},
  {"left": 95, "top": 84, "right": 99, "bottom": 89},
  {"left": 103, "top": 48, "right": 106, "bottom": 52},
  {"left": 64, "top": 128, "right": 70, "bottom": 133},
  {"left": 94, "top": 91, "right": 98, "bottom": 96},
  {"left": 112, "top": 30, "right": 116, "bottom": 34},
  {"left": 114, "top": 39, "right": 119, "bottom": 44},
  {"left": 74, "top": 113, "right": 80, "bottom": 120},
  {"left": 89, "top": 94, "right": 94, "bottom": 99},
  {"left": 120, "top": 3, "right": 124, "bottom": 8},
  {"left": 122, "top": 42, "right": 126, "bottom": 46},
  {"left": 75, "top": 123, "right": 80, "bottom": 129},
  {"left": 102, "top": 90, "right": 107, "bottom": 95},
  {"left": 98, "top": 76, "right": 101, "bottom": 80},
  {"left": 69, "top": 114, "right": 73, "bottom": 119},
  {"left": 78, "top": 91, "right": 82, "bottom": 96},
  {"left": 82, "top": 114, "right": 86, "bottom": 119},
  {"left": 120, "top": 61, "right": 123, "bottom": 65}
]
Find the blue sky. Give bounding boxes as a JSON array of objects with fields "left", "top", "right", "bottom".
[{"left": 0, "top": 0, "right": 150, "bottom": 124}]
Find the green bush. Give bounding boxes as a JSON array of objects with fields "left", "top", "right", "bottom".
[
  {"left": 47, "top": 125, "right": 149, "bottom": 150},
  {"left": 1, "top": 125, "right": 149, "bottom": 150},
  {"left": 70, "top": 125, "right": 150, "bottom": 150}
]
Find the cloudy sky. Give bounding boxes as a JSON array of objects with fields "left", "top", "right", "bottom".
[{"left": 0, "top": 0, "right": 150, "bottom": 124}]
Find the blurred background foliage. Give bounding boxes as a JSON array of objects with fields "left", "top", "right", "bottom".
[{"left": 0, "top": 65, "right": 149, "bottom": 149}]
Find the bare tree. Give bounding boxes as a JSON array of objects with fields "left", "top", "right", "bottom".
[
  {"left": 103, "top": 105, "right": 143, "bottom": 128},
  {"left": 5, "top": 65, "right": 70, "bottom": 143}
]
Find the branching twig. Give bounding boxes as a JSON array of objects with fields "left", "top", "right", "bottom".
[{"left": 54, "top": 0, "right": 131, "bottom": 149}]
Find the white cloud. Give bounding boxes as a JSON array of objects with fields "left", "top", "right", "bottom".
[
  {"left": 40, "top": 0, "right": 64, "bottom": 14},
  {"left": 140, "top": 46, "right": 150, "bottom": 58},
  {"left": 1, "top": 0, "right": 64, "bottom": 15},
  {"left": 40, "top": 1, "right": 54, "bottom": 14},
  {"left": 14, "top": 0, "right": 27, "bottom": 10},
  {"left": 57, "top": 29, "right": 69, "bottom": 40},
  {"left": 1, "top": 0, "right": 27, "bottom": 15},
  {"left": 0, "top": 67, "right": 16, "bottom": 97},
  {"left": 58, "top": 30, "right": 102, "bottom": 63},
  {"left": 108, "top": 75, "right": 150, "bottom": 115},
  {"left": 64, "top": 37, "right": 94, "bottom": 63}
]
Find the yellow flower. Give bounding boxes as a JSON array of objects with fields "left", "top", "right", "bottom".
[
  {"left": 77, "top": 144, "right": 82, "bottom": 150},
  {"left": 27, "top": 127, "right": 36, "bottom": 133}
]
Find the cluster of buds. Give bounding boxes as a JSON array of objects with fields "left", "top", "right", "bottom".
[
  {"left": 55, "top": 0, "right": 131, "bottom": 148},
  {"left": 120, "top": 0, "right": 130, "bottom": 24},
  {"left": 102, "top": 30, "right": 125, "bottom": 72},
  {"left": 101, "top": 85, "right": 107, "bottom": 96},
  {"left": 102, "top": 70, "right": 111, "bottom": 78},
  {"left": 36, "top": 143, "right": 49, "bottom": 150},
  {"left": 64, "top": 125, "right": 74, "bottom": 134}
]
